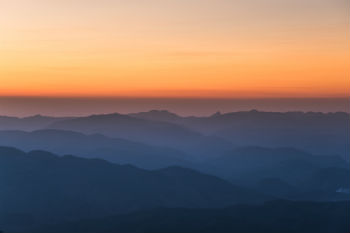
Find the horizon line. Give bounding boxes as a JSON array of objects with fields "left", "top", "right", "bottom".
[
  {"left": 0, "top": 96, "right": 349, "bottom": 100},
  {"left": 1, "top": 108, "right": 349, "bottom": 119}
]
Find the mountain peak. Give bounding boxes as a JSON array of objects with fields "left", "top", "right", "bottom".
[
  {"left": 210, "top": 111, "right": 222, "bottom": 117},
  {"left": 129, "top": 109, "right": 180, "bottom": 122}
]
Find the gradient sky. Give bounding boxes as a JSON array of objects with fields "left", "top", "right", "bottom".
[{"left": 0, "top": 0, "right": 349, "bottom": 98}]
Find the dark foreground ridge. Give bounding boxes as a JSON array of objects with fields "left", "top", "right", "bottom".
[
  {"left": 35, "top": 200, "right": 349, "bottom": 233},
  {"left": 0, "top": 147, "right": 269, "bottom": 232}
]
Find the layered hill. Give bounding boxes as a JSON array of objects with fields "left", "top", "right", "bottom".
[{"left": 0, "top": 147, "right": 269, "bottom": 232}]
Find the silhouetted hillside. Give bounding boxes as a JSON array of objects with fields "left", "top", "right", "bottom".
[
  {"left": 129, "top": 110, "right": 183, "bottom": 123},
  {"left": 46, "top": 113, "right": 235, "bottom": 159},
  {"left": 200, "top": 147, "right": 349, "bottom": 201},
  {"left": 1, "top": 110, "right": 348, "bottom": 159},
  {"left": 0, "top": 147, "right": 269, "bottom": 232},
  {"left": 47, "top": 113, "right": 200, "bottom": 144},
  {"left": 0, "top": 129, "right": 348, "bottom": 201},
  {"left": 131, "top": 110, "right": 350, "bottom": 159},
  {"left": 0, "top": 129, "right": 191, "bottom": 169},
  {"left": 0, "top": 115, "right": 71, "bottom": 131},
  {"left": 35, "top": 200, "right": 349, "bottom": 233}
]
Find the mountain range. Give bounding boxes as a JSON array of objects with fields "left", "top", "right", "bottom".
[
  {"left": 0, "top": 129, "right": 190, "bottom": 169},
  {"left": 0, "top": 110, "right": 349, "bottom": 232},
  {"left": 0, "top": 147, "right": 269, "bottom": 232},
  {"left": 1, "top": 110, "right": 348, "bottom": 159}
]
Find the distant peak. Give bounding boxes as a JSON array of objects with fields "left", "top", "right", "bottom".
[
  {"left": 129, "top": 110, "right": 180, "bottom": 120},
  {"left": 211, "top": 111, "right": 222, "bottom": 117},
  {"left": 149, "top": 110, "right": 176, "bottom": 115},
  {"left": 249, "top": 109, "right": 259, "bottom": 113},
  {"left": 150, "top": 109, "right": 168, "bottom": 112},
  {"left": 88, "top": 112, "right": 125, "bottom": 118},
  {"left": 25, "top": 114, "right": 45, "bottom": 119}
]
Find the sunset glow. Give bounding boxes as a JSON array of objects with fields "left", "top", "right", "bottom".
[{"left": 0, "top": 0, "right": 349, "bottom": 98}]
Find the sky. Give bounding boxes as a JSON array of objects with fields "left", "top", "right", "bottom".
[{"left": 0, "top": 0, "right": 349, "bottom": 98}]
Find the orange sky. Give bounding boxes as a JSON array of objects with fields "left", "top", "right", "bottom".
[{"left": 0, "top": 0, "right": 349, "bottom": 98}]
